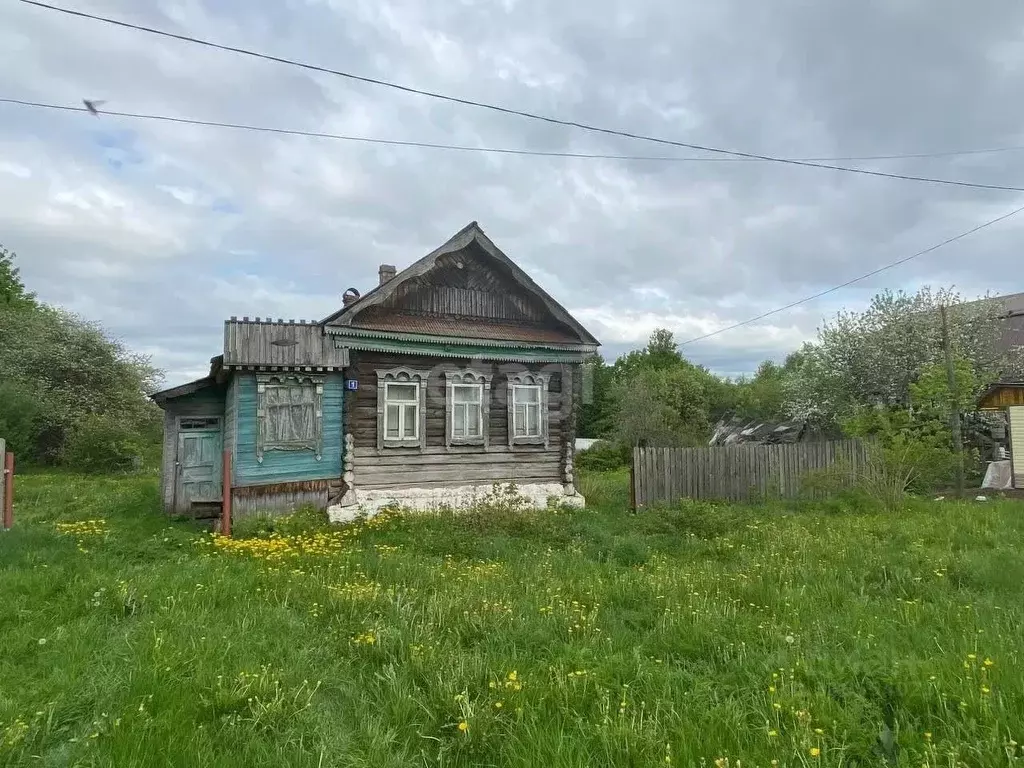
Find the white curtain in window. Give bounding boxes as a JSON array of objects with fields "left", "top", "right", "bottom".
[{"left": 264, "top": 383, "right": 316, "bottom": 444}]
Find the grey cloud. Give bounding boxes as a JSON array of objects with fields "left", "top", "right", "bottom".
[{"left": 2, "top": 0, "right": 1024, "bottom": 387}]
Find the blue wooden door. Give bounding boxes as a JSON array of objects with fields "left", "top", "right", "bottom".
[{"left": 175, "top": 428, "right": 222, "bottom": 512}]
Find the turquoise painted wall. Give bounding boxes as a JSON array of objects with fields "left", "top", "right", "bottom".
[
  {"left": 224, "top": 377, "right": 238, "bottom": 459},
  {"left": 232, "top": 372, "right": 343, "bottom": 487}
]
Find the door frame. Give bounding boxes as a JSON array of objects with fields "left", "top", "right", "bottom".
[{"left": 174, "top": 416, "right": 223, "bottom": 513}]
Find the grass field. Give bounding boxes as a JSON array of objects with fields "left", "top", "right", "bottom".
[{"left": 1, "top": 471, "right": 1023, "bottom": 767}]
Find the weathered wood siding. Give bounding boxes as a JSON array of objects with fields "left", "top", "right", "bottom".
[
  {"left": 1010, "top": 405, "right": 1024, "bottom": 488},
  {"left": 232, "top": 372, "right": 344, "bottom": 487},
  {"left": 223, "top": 319, "right": 350, "bottom": 369},
  {"left": 159, "top": 386, "right": 225, "bottom": 513},
  {"left": 224, "top": 377, "right": 238, "bottom": 460},
  {"left": 633, "top": 440, "right": 868, "bottom": 506},
  {"left": 379, "top": 248, "right": 548, "bottom": 323},
  {"left": 348, "top": 351, "right": 576, "bottom": 490},
  {"left": 981, "top": 386, "right": 1024, "bottom": 409},
  {"left": 230, "top": 480, "right": 330, "bottom": 518}
]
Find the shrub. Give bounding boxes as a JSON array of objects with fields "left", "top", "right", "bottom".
[
  {"left": 62, "top": 413, "right": 155, "bottom": 474},
  {"left": 576, "top": 440, "right": 630, "bottom": 471}
]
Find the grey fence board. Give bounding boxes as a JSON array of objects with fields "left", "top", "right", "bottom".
[{"left": 633, "top": 439, "right": 868, "bottom": 507}]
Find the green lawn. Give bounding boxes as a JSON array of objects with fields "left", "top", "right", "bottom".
[{"left": 1, "top": 471, "right": 1023, "bottom": 767}]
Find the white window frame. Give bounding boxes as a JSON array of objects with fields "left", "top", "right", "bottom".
[
  {"left": 445, "top": 369, "right": 492, "bottom": 448},
  {"left": 376, "top": 367, "right": 428, "bottom": 450},
  {"left": 507, "top": 372, "right": 549, "bottom": 448}
]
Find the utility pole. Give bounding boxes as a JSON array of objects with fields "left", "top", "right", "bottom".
[{"left": 939, "top": 304, "right": 965, "bottom": 497}]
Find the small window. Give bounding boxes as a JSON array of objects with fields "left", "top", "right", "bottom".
[
  {"left": 384, "top": 382, "right": 420, "bottom": 440},
  {"left": 512, "top": 385, "right": 542, "bottom": 437},
  {"left": 452, "top": 384, "right": 482, "bottom": 438},
  {"left": 507, "top": 372, "right": 549, "bottom": 448},
  {"left": 376, "top": 367, "right": 429, "bottom": 449},
  {"left": 180, "top": 417, "right": 220, "bottom": 430},
  {"left": 445, "top": 370, "right": 491, "bottom": 447},
  {"left": 256, "top": 374, "right": 324, "bottom": 463}
]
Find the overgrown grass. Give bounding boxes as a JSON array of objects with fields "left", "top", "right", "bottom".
[{"left": 2, "top": 472, "right": 1023, "bottom": 766}]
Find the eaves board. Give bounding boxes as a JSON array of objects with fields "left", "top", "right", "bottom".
[{"left": 334, "top": 335, "right": 593, "bottom": 363}]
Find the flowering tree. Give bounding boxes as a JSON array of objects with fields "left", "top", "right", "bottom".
[{"left": 785, "top": 287, "right": 1015, "bottom": 425}]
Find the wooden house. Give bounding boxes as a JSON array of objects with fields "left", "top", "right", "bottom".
[
  {"left": 977, "top": 380, "right": 1024, "bottom": 488},
  {"left": 151, "top": 222, "right": 600, "bottom": 520}
]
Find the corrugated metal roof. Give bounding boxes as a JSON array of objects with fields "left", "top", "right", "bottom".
[{"left": 350, "top": 313, "right": 581, "bottom": 343}]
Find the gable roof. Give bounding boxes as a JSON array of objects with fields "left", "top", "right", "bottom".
[{"left": 322, "top": 222, "right": 600, "bottom": 347}]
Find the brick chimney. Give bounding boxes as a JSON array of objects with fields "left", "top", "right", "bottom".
[{"left": 378, "top": 264, "right": 396, "bottom": 286}]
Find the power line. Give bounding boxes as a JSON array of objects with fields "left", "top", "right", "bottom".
[
  {"left": 678, "top": 202, "right": 1024, "bottom": 346},
  {"left": 5, "top": 96, "right": 1024, "bottom": 167},
  {"left": 18, "top": 0, "right": 1024, "bottom": 193}
]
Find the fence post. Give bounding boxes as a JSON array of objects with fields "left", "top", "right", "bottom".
[
  {"left": 3, "top": 449, "right": 13, "bottom": 532},
  {"left": 629, "top": 453, "right": 637, "bottom": 511},
  {"left": 221, "top": 449, "right": 232, "bottom": 537}
]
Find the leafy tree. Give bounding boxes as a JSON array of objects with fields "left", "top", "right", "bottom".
[
  {"left": 728, "top": 360, "right": 790, "bottom": 422},
  {"left": 0, "top": 246, "right": 163, "bottom": 470},
  {"left": 786, "top": 287, "right": 1013, "bottom": 426},
  {"left": 0, "top": 245, "right": 36, "bottom": 308},
  {"left": 578, "top": 355, "right": 616, "bottom": 438}
]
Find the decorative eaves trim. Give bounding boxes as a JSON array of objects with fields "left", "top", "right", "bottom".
[
  {"left": 325, "top": 326, "right": 598, "bottom": 353},
  {"left": 334, "top": 337, "right": 593, "bottom": 363}
]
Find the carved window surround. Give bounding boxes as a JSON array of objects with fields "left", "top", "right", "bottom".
[
  {"left": 445, "top": 369, "right": 492, "bottom": 448},
  {"left": 507, "top": 371, "right": 549, "bottom": 448},
  {"left": 376, "top": 367, "right": 429, "bottom": 450},
  {"left": 255, "top": 373, "right": 324, "bottom": 463}
]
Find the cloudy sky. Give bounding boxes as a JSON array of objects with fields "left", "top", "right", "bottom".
[{"left": 3, "top": 0, "right": 1024, "bottom": 387}]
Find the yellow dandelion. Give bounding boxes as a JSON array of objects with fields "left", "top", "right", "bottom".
[
  {"left": 810, "top": 747, "right": 821, "bottom": 757},
  {"left": 984, "top": 658, "right": 995, "bottom": 667},
  {"left": 767, "top": 729, "right": 778, "bottom": 737},
  {"left": 457, "top": 721, "right": 469, "bottom": 733},
  {"left": 924, "top": 732, "right": 932, "bottom": 741}
]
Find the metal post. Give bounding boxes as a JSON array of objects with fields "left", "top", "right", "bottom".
[
  {"left": 3, "top": 452, "right": 14, "bottom": 531},
  {"left": 221, "top": 449, "right": 232, "bottom": 537}
]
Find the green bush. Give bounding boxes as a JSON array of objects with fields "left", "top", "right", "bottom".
[
  {"left": 62, "top": 413, "right": 152, "bottom": 474},
  {"left": 575, "top": 440, "right": 630, "bottom": 471},
  {"left": 0, "top": 380, "right": 48, "bottom": 459}
]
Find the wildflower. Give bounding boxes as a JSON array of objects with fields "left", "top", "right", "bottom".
[
  {"left": 967, "top": 653, "right": 977, "bottom": 660},
  {"left": 814, "top": 728, "right": 824, "bottom": 735},
  {"left": 785, "top": 635, "right": 795, "bottom": 644},
  {"left": 810, "top": 747, "right": 821, "bottom": 757},
  {"left": 924, "top": 732, "right": 932, "bottom": 741},
  {"left": 768, "top": 686, "right": 776, "bottom": 694},
  {"left": 37, "top": 638, "right": 47, "bottom": 645},
  {"left": 457, "top": 721, "right": 469, "bottom": 733},
  {"left": 984, "top": 658, "right": 995, "bottom": 667},
  {"left": 493, "top": 701, "right": 503, "bottom": 709},
  {"left": 981, "top": 686, "right": 990, "bottom": 695},
  {"left": 767, "top": 729, "right": 778, "bottom": 737}
]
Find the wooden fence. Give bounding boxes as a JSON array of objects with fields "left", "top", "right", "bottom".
[{"left": 632, "top": 439, "right": 868, "bottom": 507}]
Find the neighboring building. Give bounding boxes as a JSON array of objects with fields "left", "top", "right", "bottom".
[
  {"left": 151, "top": 222, "right": 600, "bottom": 520},
  {"left": 991, "top": 292, "right": 1024, "bottom": 358},
  {"left": 708, "top": 416, "right": 825, "bottom": 446},
  {"left": 977, "top": 380, "right": 1024, "bottom": 489}
]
